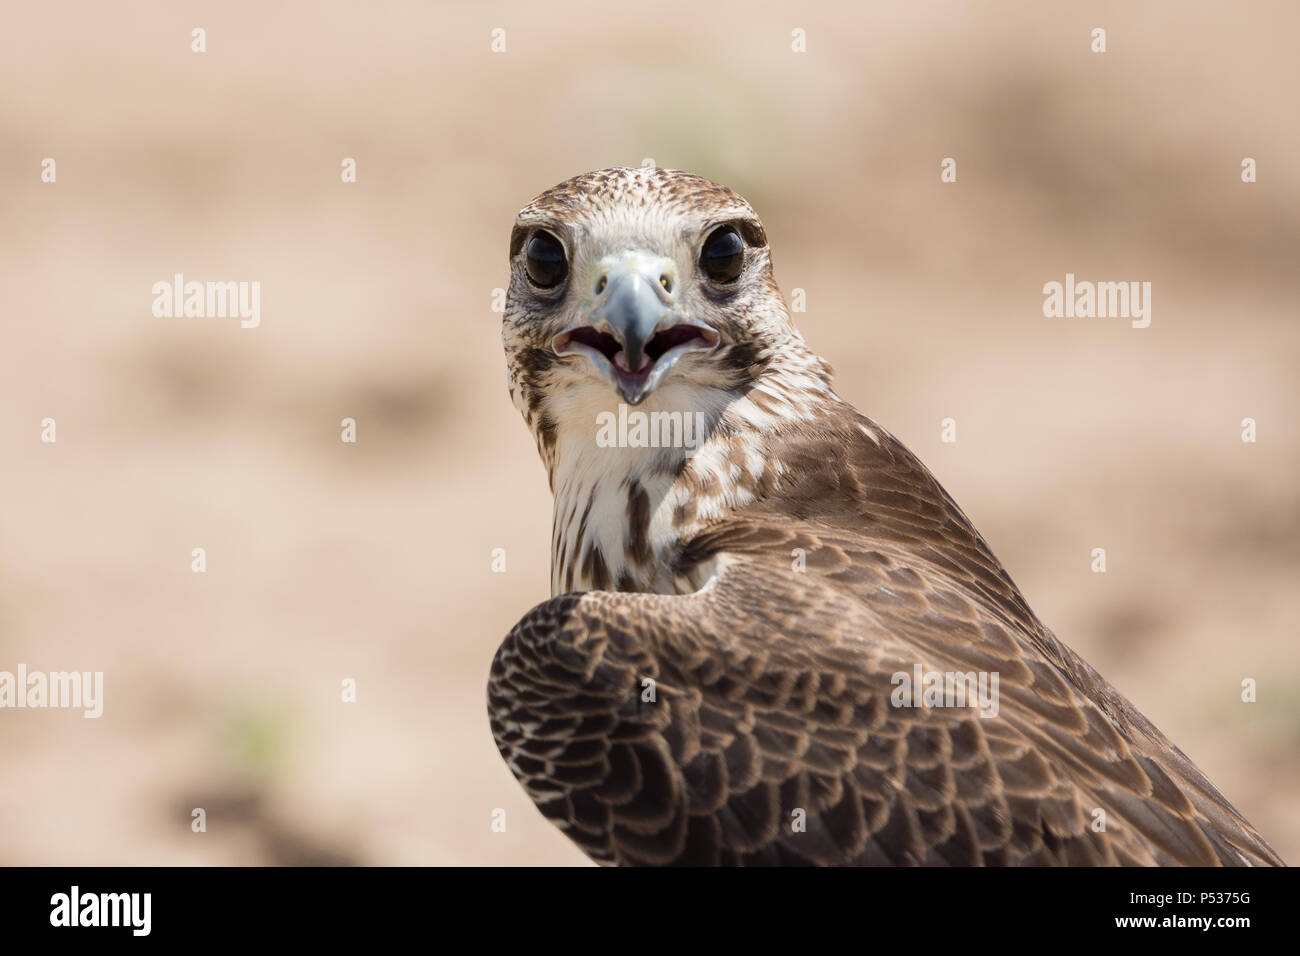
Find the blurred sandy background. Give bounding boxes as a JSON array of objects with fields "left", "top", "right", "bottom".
[{"left": 0, "top": 1, "right": 1295, "bottom": 865}]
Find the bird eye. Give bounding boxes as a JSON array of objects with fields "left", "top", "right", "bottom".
[
  {"left": 525, "top": 231, "right": 568, "bottom": 288},
  {"left": 700, "top": 226, "right": 744, "bottom": 284}
]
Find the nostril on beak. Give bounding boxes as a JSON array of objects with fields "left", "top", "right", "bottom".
[{"left": 595, "top": 275, "right": 607, "bottom": 294}]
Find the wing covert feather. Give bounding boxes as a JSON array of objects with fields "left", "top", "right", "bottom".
[{"left": 488, "top": 548, "right": 1281, "bottom": 866}]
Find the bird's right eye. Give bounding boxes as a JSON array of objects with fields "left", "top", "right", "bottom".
[{"left": 525, "top": 231, "right": 568, "bottom": 288}]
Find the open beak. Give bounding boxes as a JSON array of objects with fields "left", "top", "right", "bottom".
[{"left": 552, "top": 253, "right": 719, "bottom": 405}]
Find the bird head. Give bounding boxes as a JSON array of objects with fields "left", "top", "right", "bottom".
[{"left": 503, "top": 167, "right": 826, "bottom": 464}]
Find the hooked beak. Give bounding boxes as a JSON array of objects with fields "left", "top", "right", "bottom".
[{"left": 551, "top": 253, "right": 719, "bottom": 405}]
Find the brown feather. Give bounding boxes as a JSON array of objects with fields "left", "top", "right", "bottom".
[{"left": 491, "top": 167, "right": 1283, "bottom": 867}]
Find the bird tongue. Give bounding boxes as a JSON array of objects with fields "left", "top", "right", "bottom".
[{"left": 613, "top": 350, "right": 651, "bottom": 373}]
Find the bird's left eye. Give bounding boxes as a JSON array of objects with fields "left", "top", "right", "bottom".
[
  {"left": 700, "top": 226, "right": 744, "bottom": 284},
  {"left": 525, "top": 231, "right": 568, "bottom": 288}
]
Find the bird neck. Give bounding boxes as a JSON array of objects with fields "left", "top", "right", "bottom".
[{"left": 546, "top": 350, "right": 836, "bottom": 596}]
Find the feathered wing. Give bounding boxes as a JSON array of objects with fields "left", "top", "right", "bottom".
[
  {"left": 490, "top": 408, "right": 1281, "bottom": 866},
  {"left": 488, "top": 533, "right": 1281, "bottom": 866}
]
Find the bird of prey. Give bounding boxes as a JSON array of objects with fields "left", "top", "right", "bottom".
[{"left": 488, "top": 166, "right": 1282, "bottom": 866}]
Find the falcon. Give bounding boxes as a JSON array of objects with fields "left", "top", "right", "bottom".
[{"left": 488, "top": 166, "right": 1282, "bottom": 866}]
